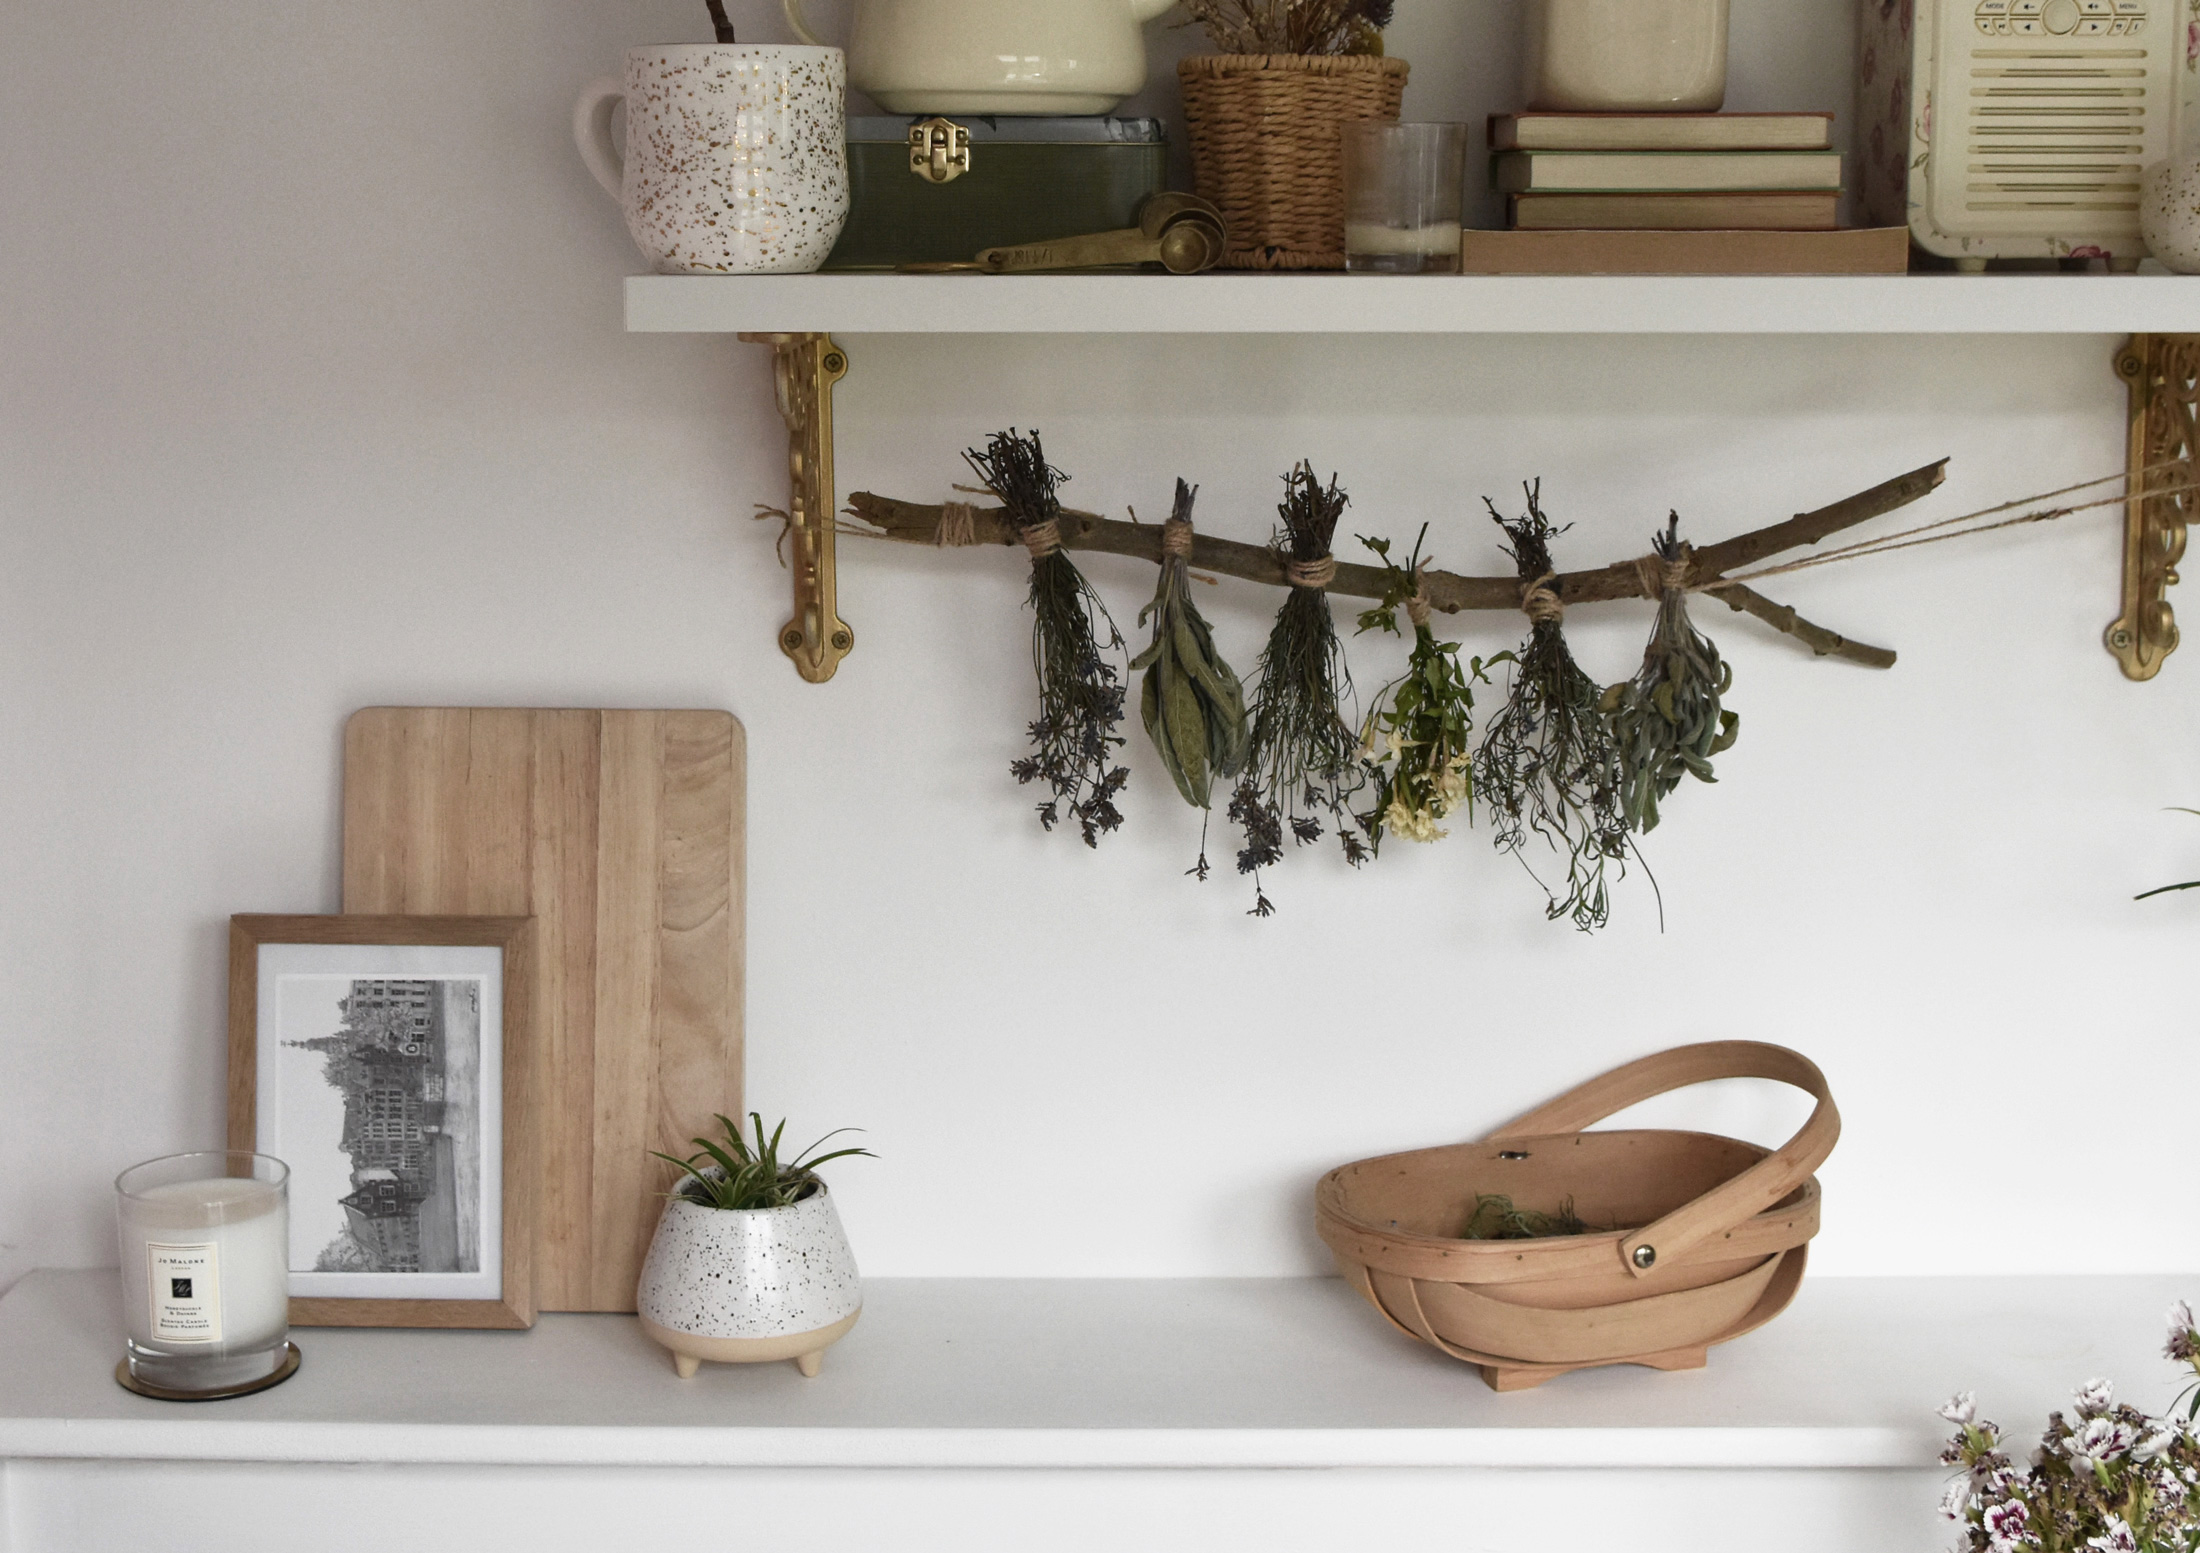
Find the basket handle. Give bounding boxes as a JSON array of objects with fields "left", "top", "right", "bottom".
[{"left": 1483, "top": 1041, "right": 1839, "bottom": 1283}]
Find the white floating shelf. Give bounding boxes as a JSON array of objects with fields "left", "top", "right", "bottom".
[
  {"left": 626, "top": 271, "right": 2200, "bottom": 336},
  {"left": 1, "top": 1268, "right": 2188, "bottom": 1471}
]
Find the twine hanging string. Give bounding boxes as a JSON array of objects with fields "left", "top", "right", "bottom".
[
  {"left": 1286, "top": 553, "right": 1338, "bottom": 590},
  {"left": 1631, "top": 546, "right": 1694, "bottom": 600},
  {"left": 1522, "top": 571, "right": 1565, "bottom": 624},
  {"left": 1702, "top": 461, "right": 2199, "bottom": 590},
  {"left": 1021, "top": 518, "right": 1064, "bottom": 560},
  {"left": 1162, "top": 516, "right": 1195, "bottom": 559},
  {"left": 935, "top": 501, "right": 980, "bottom": 548}
]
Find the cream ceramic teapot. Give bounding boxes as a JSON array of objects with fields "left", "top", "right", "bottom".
[{"left": 783, "top": 0, "right": 1173, "bottom": 115}]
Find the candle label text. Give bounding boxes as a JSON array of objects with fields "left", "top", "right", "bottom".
[{"left": 147, "top": 1241, "right": 223, "bottom": 1343}]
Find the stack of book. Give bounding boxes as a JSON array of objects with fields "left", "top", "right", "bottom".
[{"left": 1462, "top": 112, "right": 1906, "bottom": 275}]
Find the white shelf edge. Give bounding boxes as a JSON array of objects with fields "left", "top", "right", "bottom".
[{"left": 624, "top": 272, "right": 2200, "bottom": 336}]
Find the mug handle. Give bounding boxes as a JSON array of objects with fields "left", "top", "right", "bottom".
[
  {"left": 783, "top": 0, "right": 826, "bottom": 45},
  {"left": 572, "top": 75, "right": 625, "bottom": 201}
]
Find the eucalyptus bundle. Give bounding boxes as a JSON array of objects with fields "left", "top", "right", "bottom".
[
  {"left": 1230, "top": 463, "right": 1369, "bottom": 915},
  {"left": 1473, "top": 484, "right": 1630, "bottom": 932},
  {"left": 1183, "top": 0, "right": 1395, "bottom": 54},
  {"left": 1355, "top": 526, "right": 1500, "bottom": 854},
  {"left": 965, "top": 429, "right": 1130, "bottom": 847},
  {"left": 1602, "top": 515, "right": 1739, "bottom": 834},
  {"left": 1131, "top": 481, "right": 1250, "bottom": 874}
]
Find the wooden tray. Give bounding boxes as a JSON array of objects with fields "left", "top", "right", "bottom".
[{"left": 342, "top": 708, "right": 745, "bottom": 1313}]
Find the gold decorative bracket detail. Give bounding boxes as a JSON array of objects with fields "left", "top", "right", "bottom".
[
  {"left": 742, "top": 331, "right": 852, "bottom": 683},
  {"left": 2110, "top": 333, "right": 2191, "bottom": 681}
]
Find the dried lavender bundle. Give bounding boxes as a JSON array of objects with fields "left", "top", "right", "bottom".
[
  {"left": 1230, "top": 463, "right": 1369, "bottom": 916},
  {"left": 1602, "top": 515, "right": 1739, "bottom": 834},
  {"left": 964, "top": 429, "right": 1129, "bottom": 847},
  {"left": 1473, "top": 483, "right": 1629, "bottom": 932},
  {"left": 1183, "top": 0, "right": 1395, "bottom": 55}
]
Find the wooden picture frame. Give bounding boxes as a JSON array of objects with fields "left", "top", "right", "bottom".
[{"left": 227, "top": 915, "right": 535, "bottom": 1329}]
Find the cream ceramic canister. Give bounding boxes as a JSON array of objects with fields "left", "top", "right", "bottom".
[
  {"left": 1523, "top": 0, "right": 1730, "bottom": 112},
  {"left": 783, "top": 0, "right": 1174, "bottom": 115},
  {"left": 2141, "top": 160, "right": 2200, "bottom": 274},
  {"left": 636, "top": 1183, "right": 862, "bottom": 1378},
  {"left": 573, "top": 45, "right": 849, "bottom": 275}
]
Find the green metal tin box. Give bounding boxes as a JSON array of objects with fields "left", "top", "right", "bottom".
[{"left": 822, "top": 116, "right": 1170, "bottom": 271}]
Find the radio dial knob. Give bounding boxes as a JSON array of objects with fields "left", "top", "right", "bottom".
[{"left": 2043, "top": 0, "right": 2082, "bottom": 28}]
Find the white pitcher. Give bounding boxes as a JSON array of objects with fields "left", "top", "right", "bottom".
[
  {"left": 574, "top": 45, "right": 849, "bottom": 275},
  {"left": 783, "top": 0, "right": 1174, "bottom": 115}
]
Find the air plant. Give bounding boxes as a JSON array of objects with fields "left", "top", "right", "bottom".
[
  {"left": 652, "top": 1113, "right": 875, "bottom": 1212},
  {"left": 1184, "top": 0, "right": 1396, "bottom": 55},
  {"left": 965, "top": 429, "right": 1131, "bottom": 848},
  {"left": 1601, "top": 514, "right": 1740, "bottom": 834},
  {"left": 1355, "top": 525, "right": 1503, "bottom": 855},
  {"left": 1231, "top": 462, "right": 1370, "bottom": 916},
  {"left": 1473, "top": 483, "right": 1630, "bottom": 932}
]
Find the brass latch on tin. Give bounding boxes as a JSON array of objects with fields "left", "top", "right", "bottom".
[{"left": 909, "top": 118, "right": 971, "bottom": 184}]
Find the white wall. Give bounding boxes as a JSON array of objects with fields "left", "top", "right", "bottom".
[{"left": 2, "top": 0, "right": 2195, "bottom": 1294}]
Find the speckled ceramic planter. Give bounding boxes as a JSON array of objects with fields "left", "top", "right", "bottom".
[
  {"left": 2142, "top": 160, "right": 2200, "bottom": 275},
  {"left": 574, "top": 44, "right": 850, "bottom": 275},
  {"left": 635, "top": 1183, "right": 862, "bottom": 1379}
]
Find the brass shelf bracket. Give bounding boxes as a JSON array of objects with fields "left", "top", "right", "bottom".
[
  {"left": 2110, "top": 333, "right": 2191, "bottom": 681},
  {"left": 742, "top": 331, "right": 852, "bottom": 683}
]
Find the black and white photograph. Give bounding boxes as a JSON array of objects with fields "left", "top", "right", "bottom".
[{"left": 229, "top": 917, "right": 534, "bottom": 1327}]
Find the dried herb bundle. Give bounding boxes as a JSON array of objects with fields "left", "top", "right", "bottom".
[
  {"left": 1602, "top": 515, "right": 1739, "bottom": 834},
  {"left": 965, "top": 429, "right": 1130, "bottom": 847},
  {"left": 1230, "top": 463, "right": 1369, "bottom": 915},
  {"left": 1460, "top": 1194, "right": 1589, "bottom": 1241},
  {"left": 1474, "top": 484, "right": 1630, "bottom": 932},
  {"left": 1183, "top": 0, "right": 1395, "bottom": 55},
  {"left": 1131, "top": 482, "right": 1250, "bottom": 875},
  {"left": 1355, "top": 526, "right": 1501, "bottom": 854}
]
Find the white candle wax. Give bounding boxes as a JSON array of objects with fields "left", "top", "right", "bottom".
[
  {"left": 1345, "top": 222, "right": 1465, "bottom": 257},
  {"left": 117, "top": 1177, "right": 289, "bottom": 1365}
]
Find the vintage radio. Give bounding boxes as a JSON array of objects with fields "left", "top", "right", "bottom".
[{"left": 1857, "top": 0, "right": 2198, "bottom": 266}]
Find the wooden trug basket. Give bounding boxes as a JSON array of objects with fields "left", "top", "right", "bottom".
[
  {"left": 1177, "top": 54, "right": 1410, "bottom": 271},
  {"left": 1316, "top": 1042, "right": 1839, "bottom": 1391}
]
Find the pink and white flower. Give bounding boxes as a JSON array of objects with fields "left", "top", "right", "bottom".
[
  {"left": 2075, "top": 1378, "right": 2115, "bottom": 1417},
  {"left": 1981, "top": 1498, "right": 2030, "bottom": 1550},
  {"left": 2085, "top": 1517, "right": 2139, "bottom": 1553},
  {"left": 1943, "top": 1392, "right": 1979, "bottom": 1426},
  {"left": 2068, "top": 1416, "right": 2137, "bottom": 1474}
]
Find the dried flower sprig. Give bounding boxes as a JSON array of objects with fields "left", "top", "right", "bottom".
[
  {"left": 1459, "top": 1193, "right": 1588, "bottom": 1241},
  {"left": 1184, "top": 0, "right": 1395, "bottom": 55},
  {"left": 1131, "top": 480, "right": 1251, "bottom": 877},
  {"left": 1355, "top": 525, "right": 1504, "bottom": 854},
  {"left": 1474, "top": 484, "right": 1630, "bottom": 932},
  {"left": 964, "top": 429, "right": 1130, "bottom": 847},
  {"left": 1940, "top": 1312, "right": 2200, "bottom": 1553},
  {"left": 1231, "top": 462, "right": 1370, "bottom": 915},
  {"left": 1602, "top": 514, "right": 1740, "bottom": 834}
]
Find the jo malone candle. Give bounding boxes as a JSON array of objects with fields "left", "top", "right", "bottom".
[{"left": 114, "top": 1151, "right": 293, "bottom": 1397}]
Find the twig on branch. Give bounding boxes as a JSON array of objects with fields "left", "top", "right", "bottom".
[{"left": 843, "top": 459, "right": 1943, "bottom": 671}]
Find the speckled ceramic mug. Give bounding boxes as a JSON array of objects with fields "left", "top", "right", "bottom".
[
  {"left": 635, "top": 1182, "right": 862, "bottom": 1378},
  {"left": 574, "top": 45, "right": 849, "bottom": 275},
  {"left": 2141, "top": 159, "right": 2200, "bottom": 274}
]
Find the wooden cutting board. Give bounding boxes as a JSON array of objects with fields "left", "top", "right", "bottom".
[{"left": 342, "top": 708, "right": 745, "bottom": 1313}]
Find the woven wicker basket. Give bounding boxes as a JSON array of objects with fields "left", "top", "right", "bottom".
[
  {"left": 1316, "top": 1042, "right": 1838, "bottom": 1391},
  {"left": 1177, "top": 54, "right": 1410, "bottom": 271}
]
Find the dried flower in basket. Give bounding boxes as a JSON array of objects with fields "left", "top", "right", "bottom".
[
  {"left": 1938, "top": 1302, "right": 2200, "bottom": 1553},
  {"left": 1230, "top": 462, "right": 1370, "bottom": 916},
  {"left": 1132, "top": 481, "right": 1250, "bottom": 880},
  {"left": 1458, "top": 1193, "right": 1587, "bottom": 1241},
  {"left": 1601, "top": 514, "right": 1740, "bottom": 834},
  {"left": 1184, "top": 0, "right": 1395, "bottom": 56},
  {"left": 1354, "top": 525, "right": 1504, "bottom": 855},
  {"left": 1473, "top": 484, "right": 1630, "bottom": 932},
  {"left": 964, "top": 428, "right": 1130, "bottom": 847}
]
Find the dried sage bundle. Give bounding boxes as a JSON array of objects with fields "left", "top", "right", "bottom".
[
  {"left": 1354, "top": 526, "right": 1500, "bottom": 854},
  {"left": 964, "top": 428, "right": 1129, "bottom": 847},
  {"left": 1602, "top": 515, "right": 1739, "bottom": 833},
  {"left": 1130, "top": 482, "right": 1250, "bottom": 875},
  {"left": 1183, "top": 0, "right": 1395, "bottom": 54},
  {"left": 1473, "top": 483, "right": 1629, "bottom": 932},
  {"left": 1230, "top": 463, "right": 1369, "bottom": 916}
]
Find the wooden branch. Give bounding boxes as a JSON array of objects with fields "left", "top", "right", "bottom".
[{"left": 844, "top": 459, "right": 1943, "bottom": 671}]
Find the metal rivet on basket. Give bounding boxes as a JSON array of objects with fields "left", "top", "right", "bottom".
[
  {"left": 1632, "top": 1245, "right": 1657, "bottom": 1270},
  {"left": 1497, "top": 1150, "right": 1529, "bottom": 1161}
]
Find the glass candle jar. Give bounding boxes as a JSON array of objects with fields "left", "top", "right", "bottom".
[
  {"left": 1343, "top": 122, "right": 1468, "bottom": 276},
  {"left": 114, "top": 1151, "right": 292, "bottom": 1396}
]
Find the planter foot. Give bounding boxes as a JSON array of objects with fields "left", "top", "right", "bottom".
[
  {"left": 674, "top": 1352, "right": 702, "bottom": 1380},
  {"left": 795, "top": 1350, "right": 824, "bottom": 1377}
]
